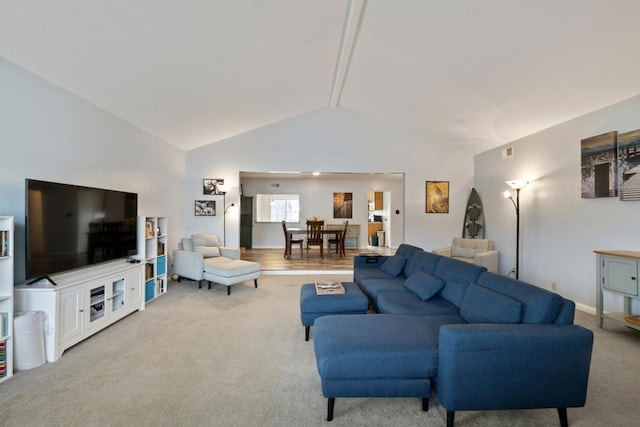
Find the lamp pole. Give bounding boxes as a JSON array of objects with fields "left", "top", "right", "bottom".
[
  {"left": 504, "top": 180, "right": 529, "bottom": 280},
  {"left": 514, "top": 188, "right": 520, "bottom": 280}
]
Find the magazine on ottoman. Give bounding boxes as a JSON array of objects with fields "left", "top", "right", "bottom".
[{"left": 315, "top": 280, "right": 345, "bottom": 295}]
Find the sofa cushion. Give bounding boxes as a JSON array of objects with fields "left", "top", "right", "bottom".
[
  {"left": 403, "top": 272, "right": 445, "bottom": 301},
  {"left": 314, "top": 314, "right": 462, "bottom": 379},
  {"left": 451, "top": 237, "right": 490, "bottom": 258},
  {"left": 180, "top": 237, "right": 195, "bottom": 252},
  {"left": 194, "top": 246, "right": 221, "bottom": 258},
  {"left": 358, "top": 277, "right": 408, "bottom": 311},
  {"left": 435, "top": 257, "right": 486, "bottom": 307},
  {"left": 476, "top": 272, "right": 565, "bottom": 324},
  {"left": 460, "top": 283, "right": 523, "bottom": 324},
  {"left": 394, "top": 243, "right": 423, "bottom": 260},
  {"left": 192, "top": 234, "right": 221, "bottom": 248},
  {"left": 380, "top": 255, "right": 406, "bottom": 277},
  {"left": 377, "top": 293, "right": 462, "bottom": 317},
  {"left": 404, "top": 250, "right": 442, "bottom": 277}
]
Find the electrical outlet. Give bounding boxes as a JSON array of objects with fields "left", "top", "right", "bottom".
[
  {"left": 510, "top": 267, "right": 516, "bottom": 275},
  {"left": 552, "top": 282, "right": 558, "bottom": 291}
]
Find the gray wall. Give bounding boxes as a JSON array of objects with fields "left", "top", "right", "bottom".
[
  {"left": 0, "top": 58, "right": 185, "bottom": 283},
  {"left": 474, "top": 95, "right": 640, "bottom": 311},
  {"left": 183, "top": 107, "right": 477, "bottom": 251}
]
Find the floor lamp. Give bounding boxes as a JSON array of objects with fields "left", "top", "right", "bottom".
[
  {"left": 223, "top": 201, "right": 235, "bottom": 246},
  {"left": 502, "top": 180, "right": 529, "bottom": 279}
]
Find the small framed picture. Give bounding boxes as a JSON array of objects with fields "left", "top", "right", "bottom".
[
  {"left": 426, "top": 181, "right": 449, "bottom": 213},
  {"left": 203, "top": 178, "right": 224, "bottom": 195},
  {"left": 195, "top": 200, "right": 216, "bottom": 216}
]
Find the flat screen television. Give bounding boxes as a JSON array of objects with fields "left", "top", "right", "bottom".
[{"left": 26, "top": 179, "right": 138, "bottom": 280}]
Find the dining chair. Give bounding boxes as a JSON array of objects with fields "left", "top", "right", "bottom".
[
  {"left": 327, "top": 220, "right": 348, "bottom": 257},
  {"left": 282, "top": 220, "right": 303, "bottom": 258},
  {"left": 306, "top": 220, "right": 324, "bottom": 258}
]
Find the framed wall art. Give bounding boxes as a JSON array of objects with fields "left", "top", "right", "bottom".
[
  {"left": 581, "top": 131, "right": 618, "bottom": 198},
  {"left": 195, "top": 200, "right": 216, "bottom": 216},
  {"left": 426, "top": 181, "right": 449, "bottom": 213},
  {"left": 333, "top": 192, "right": 353, "bottom": 218},
  {"left": 203, "top": 178, "right": 224, "bottom": 195},
  {"left": 617, "top": 129, "right": 640, "bottom": 201}
]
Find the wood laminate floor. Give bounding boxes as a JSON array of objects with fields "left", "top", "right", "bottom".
[{"left": 240, "top": 246, "right": 394, "bottom": 271}]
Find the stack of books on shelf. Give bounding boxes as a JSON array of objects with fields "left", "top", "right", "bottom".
[
  {"left": 0, "top": 230, "right": 8, "bottom": 257},
  {"left": 145, "top": 220, "right": 155, "bottom": 238},
  {"left": 0, "top": 312, "right": 8, "bottom": 337},
  {"left": 315, "top": 280, "right": 345, "bottom": 295},
  {"left": 0, "top": 340, "right": 6, "bottom": 378},
  {"left": 157, "top": 241, "right": 165, "bottom": 256},
  {"left": 145, "top": 263, "right": 154, "bottom": 281}
]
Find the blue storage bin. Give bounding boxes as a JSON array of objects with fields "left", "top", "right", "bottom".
[
  {"left": 145, "top": 280, "right": 155, "bottom": 302},
  {"left": 157, "top": 256, "right": 166, "bottom": 276}
]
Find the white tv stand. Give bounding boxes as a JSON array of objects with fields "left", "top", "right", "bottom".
[{"left": 15, "top": 260, "right": 144, "bottom": 362}]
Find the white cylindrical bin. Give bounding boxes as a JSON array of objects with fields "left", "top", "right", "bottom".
[
  {"left": 14, "top": 312, "right": 46, "bottom": 371},
  {"left": 376, "top": 231, "right": 385, "bottom": 247}
]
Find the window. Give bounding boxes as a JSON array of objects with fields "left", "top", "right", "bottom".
[{"left": 256, "top": 194, "right": 300, "bottom": 223}]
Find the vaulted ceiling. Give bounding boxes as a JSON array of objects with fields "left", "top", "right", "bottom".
[{"left": 2, "top": 1, "right": 640, "bottom": 153}]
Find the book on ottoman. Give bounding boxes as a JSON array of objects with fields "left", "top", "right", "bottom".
[{"left": 315, "top": 280, "right": 345, "bottom": 295}]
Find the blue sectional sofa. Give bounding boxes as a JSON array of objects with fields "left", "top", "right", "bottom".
[{"left": 313, "top": 244, "right": 594, "bottom": 426}]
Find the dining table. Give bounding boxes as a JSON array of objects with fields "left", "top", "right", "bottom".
[{"left": 285, "top": 228, "right": 345, "bottom": 259}]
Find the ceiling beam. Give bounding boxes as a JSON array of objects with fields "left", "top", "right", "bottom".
[{"left": 329, "top": 0, "right": 366, "bottom": 107}]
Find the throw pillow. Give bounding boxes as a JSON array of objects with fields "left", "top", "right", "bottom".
[
  {"left": 380, "top": 255, "right": 406, "bottom": 277},
  {"left": 194, "top": 246, "right": 221, "bottom": 258},
  {"left": 403, "top": 271, "right": 445, "bottom": 301},
  {"left": 460, "top": 283, "right": 523, "bottom": 324},
  {"left": 192, "top": 234, "right": 220, "bottom": 248}
]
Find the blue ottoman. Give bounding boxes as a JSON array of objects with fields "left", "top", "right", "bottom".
[{"left": 300, "top": 282, "right": 369, "bottom": 341}]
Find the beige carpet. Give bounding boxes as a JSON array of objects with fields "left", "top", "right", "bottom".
[{"left": 0, "top": 274, "right": 639, "bottom": 426}]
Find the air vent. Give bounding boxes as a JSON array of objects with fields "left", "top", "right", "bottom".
[
  {"left": 501, "top": 146, "right": 513, "bottom": 159},
  {"left": 271, "top": 183, "right": 280, "bottom": 188}
]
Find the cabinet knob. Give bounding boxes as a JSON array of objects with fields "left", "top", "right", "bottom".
[
  {"left": 79, "top": 309, "right": 84, "bottom": 313},
  {"left": 632, "top": 276, "right": 637, "bottom": 281}
]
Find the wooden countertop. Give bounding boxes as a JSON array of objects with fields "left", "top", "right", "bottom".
[{"left": 594, "top": 250, "right": 640, "bottom": 260}]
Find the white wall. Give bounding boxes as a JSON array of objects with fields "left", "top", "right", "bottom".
[
  {"left": 184, "top": 107, "right": 477, "bottom": 251},
  {"left": 474, "top": 95, "right": 640, "bottom": 310},
  {"left": 241, "top": 176, "right": 404, "bottom": 248},
  {"left": 0, "top": 58, "right": 185, "bottom": 283}
]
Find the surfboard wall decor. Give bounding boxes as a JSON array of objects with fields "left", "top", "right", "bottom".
[{"left": 462, "top": 188, "right": 485, "bottom": 238}]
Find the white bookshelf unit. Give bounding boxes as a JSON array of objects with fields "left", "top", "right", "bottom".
[
  {"left": 137, "top": 216, "right": 168, "bottom": 303},
  {"left": 0, "top": 216, "right": 14, "bottom": 382}
]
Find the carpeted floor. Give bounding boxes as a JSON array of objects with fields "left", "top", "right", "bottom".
[{"left": 0, "top": 274, "right": 639, "bottom": 426}]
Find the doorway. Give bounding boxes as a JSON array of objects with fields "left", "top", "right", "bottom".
[{"left": 367, "top": 190, "right": 390, "bottom": 248}]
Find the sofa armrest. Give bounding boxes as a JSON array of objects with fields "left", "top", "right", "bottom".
[
  {"left": 172, "top": 249, "right": 205, "bottom": 281},
  {"left": 353, "top": 254, "right": 390, "bottom": 270},
  {"left": 437, "top": 324, "right": 593, "bottom": 412},
  {"left": 432, "top": 247, "right": 452, "bottom": 257},
  {"left": 474, "top": 250, "right": 499, "bottom": 273},
  {"left": 220, "top": 247, "right": 240, "bottom": 260}
]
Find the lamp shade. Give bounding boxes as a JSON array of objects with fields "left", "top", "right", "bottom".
[{"left": 505, "top": 180, "right": 529, "bottom": 190}]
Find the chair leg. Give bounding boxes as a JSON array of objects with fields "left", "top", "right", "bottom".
[
  {"left": 227, "top": 286, "right": 231, "bottom": 296},
  {"left": 327, "top": 398, "right": 335, "bottom": 421},
  {"left": 198, "top": 280, "right": 202, "bottom": 289},
  {"left": 422, "top": 397, "right": 429, "bottom": 411},
  {"left": 558, "top": 408, "right": 568, "bottom": 427},
  {"left": 446, "top": 411, "right": 455, "bottom": 427},
  {"left": 207, "top": 281, "right": 211, "bottom": 290},
  {"left": 305, "top": 326, "right": 310, "bottom": 341},
  {"left": 254, "top": 279, "right": 258, "bottom": 288}
]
